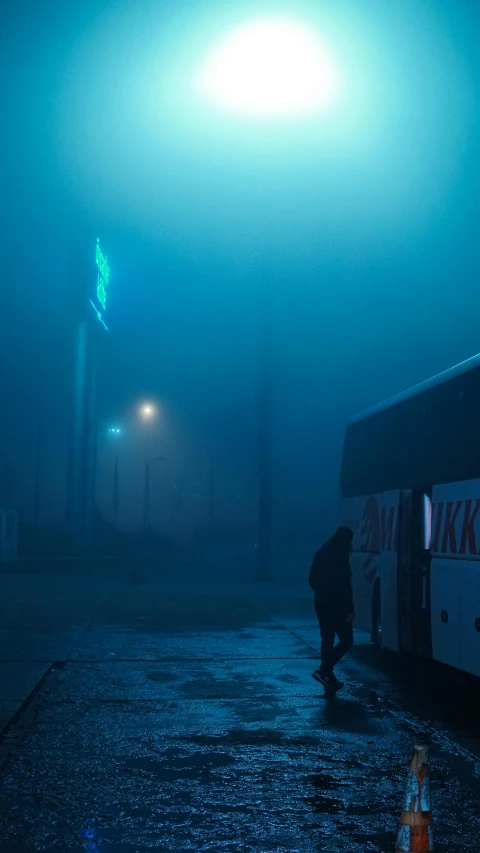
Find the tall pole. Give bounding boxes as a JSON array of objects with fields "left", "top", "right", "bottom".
[
  {"left": 84, "top": 326, "right": 98, "bottom": 554},
  {"left": 176, "top": 478, "right": 183, "bottom": 519},
  {"left": 68, "top": 320, "right": 89, "bottom": 546},
  {"left": 4, "top": 464, "right": 14, "bottom": 508},
  {"left": 257, "top": 272, "right": 273, "bottom": 579},
  {"left": 66, "top": 225, "right": 105, "bottom": 554},
  {"left": 33, "top": 411, "right": 42, "bottom": 526},
  {"left": 143, "top": 462, "right": 150, "bottom": 532},
  {"left": 113, "top": 453, "right": 119, "bottom": 525},
  {"left": 208, "top": 460, "right": 215, "bottom": 528}
]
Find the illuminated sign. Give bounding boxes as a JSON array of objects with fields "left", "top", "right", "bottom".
[{"left": 90, "top": 238, "right": 110, "bottom": 330}]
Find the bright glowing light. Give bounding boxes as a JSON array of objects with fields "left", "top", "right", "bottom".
[
  {"left": 139, "top": 403, "right": 156, "bottom": 420},
  {"left": 108, "top": 427, "right": 122, "bottom": 435},
  {"left": 197, "top": 17, "right": 339, "bottom": 117}
]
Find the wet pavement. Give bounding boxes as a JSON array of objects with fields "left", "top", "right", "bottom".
[
  {"left": 0, "top": 570, "right": 479, "bottom": 851},
  {"left": 0, "top": 569, "right": 126, "bottom": 732}
]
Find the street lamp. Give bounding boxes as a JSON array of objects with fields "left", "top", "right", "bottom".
[
  {"left": 197, "top": 16, "right": 339, "bottom": 117},
  {"left": 139, "top": 403, "right": 157, "bottom": 421},
  {"left": 143, "top": 455, "right": 166, "bottom": 532},
  {"left": 105, "top": 424, "right": 123, "bottom": 524},
  {"left": 196, "top": 17, "right": 339, "bottom": 577}
]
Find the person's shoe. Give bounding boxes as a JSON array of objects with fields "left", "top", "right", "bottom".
[
  {"left": 312, "top": 670, "right": 343, "bottom": 691},
  {"left": 330, "top": 674, "right": 344, "bottom": 691}
]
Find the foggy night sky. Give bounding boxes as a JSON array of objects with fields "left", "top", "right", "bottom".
[{"left": 1, "top": 0, "right": 479, "bottom": 545}]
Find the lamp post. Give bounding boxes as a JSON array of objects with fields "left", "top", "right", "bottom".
[
  {"left": 106, "top": 426, "right": 122, "bottom": 526},
  {"left": 137, "top": 401, "right": 163, "bottom": 531},
  {"left": 257, "top": 282, "right": 272, "bottom": 574},
  {"left": 142, "top": 456, "right": 166, "bottom": 532},
  {"left": 196, "top": 16, "right": 339, "bottom": 578},
  {"left": 113, "top": 452, "right": 119, "bottom": 525},
  {"left": 208, "top": 459, "right": 215, "bottom": 528},
  {"left": 67, "top": 228, "right": 110, "bottom": 554},
  {"left": 33, "top": 409, "right": 42, "bottom": 527}
]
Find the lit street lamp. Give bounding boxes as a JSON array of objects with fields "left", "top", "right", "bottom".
[
  {"left": 197, "top": 17, "right": 339, "bottom": 117},
  {"left": 104, "top": 424, "right": 123, "bottom": 525},
  {"left": 137, "top": 401, "right": 164, "bottom": 529},
  {"left": 196, "top": 16, "right": 339, "bottom": 576},
  {"left": 102, "top": 412, "right": 164, "bottom": 530},
  {"left": 139, "top": 402, "right": 157, "bottom": 421}
]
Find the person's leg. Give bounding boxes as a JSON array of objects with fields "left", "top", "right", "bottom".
[
  {"left": 314, "top": 601, "right": 336, "bottom": 675},
  {"left": 331, "top": 616, "right": 354, "bottom": 669}
]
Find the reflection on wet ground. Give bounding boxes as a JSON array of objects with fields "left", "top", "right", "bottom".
[{"left": 0, "top": 582, "right": 479, "bottom": 851}]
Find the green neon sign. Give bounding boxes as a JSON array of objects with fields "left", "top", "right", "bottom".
[
  {"left": 97, "top": 273, "right": 107, "bottom": 310},
  {"left": 96, "top": 239, "right": 110, "bottom": 285},
  {"left": 93, "top": 238, "right": 110, "bottom": 328}
]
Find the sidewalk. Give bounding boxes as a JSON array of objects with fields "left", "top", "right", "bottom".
[
  {"left": 0, "top": 571, "right": 479, "bottom": 851},
  {"left": 0, "top": 558, "right": 310, "bottom": 737},
  {"left": 0, "top": 564, "right": 129, "bottom": 734}
]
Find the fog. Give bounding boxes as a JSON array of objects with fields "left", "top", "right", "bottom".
[{"left": 1, "top": 0, "right": 479, "bottom": 552}]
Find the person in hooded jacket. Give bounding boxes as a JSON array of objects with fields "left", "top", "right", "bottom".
[{"left": 309, "top": 526, "right": 354, "bottom": 690}]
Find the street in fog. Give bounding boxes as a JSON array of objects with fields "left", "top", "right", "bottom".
[
  {"left": 0, "top": 562, "right": 479, "bottom": 852},
  {"left": 1, "top": 1, "right": 480, "bottom": 851}
]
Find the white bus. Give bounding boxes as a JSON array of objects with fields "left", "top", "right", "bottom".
[{"left": 339, "top": 353, "right": 480, "bottom": 678}]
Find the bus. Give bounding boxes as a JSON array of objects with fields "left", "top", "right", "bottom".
[{"left": 339, "top": 352, "right": 480, "bottom": 678}]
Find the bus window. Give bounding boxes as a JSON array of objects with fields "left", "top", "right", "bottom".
[
  {"left": 410, "top": 489, "right": 432, "bottom": 555},
  {"left": 423, "top": 493, "right": 432, "bottom": 550}
]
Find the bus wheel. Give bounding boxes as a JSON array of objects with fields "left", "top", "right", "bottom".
[{"left": 370, "top": 580, "right": 381, "bottom": 646}]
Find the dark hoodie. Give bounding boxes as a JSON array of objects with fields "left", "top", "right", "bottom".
[{"left": 309, "top": 529, "right": 354, "bottom": 615}]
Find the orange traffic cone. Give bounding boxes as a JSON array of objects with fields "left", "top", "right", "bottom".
[{"left": 395, "top": 744, "right": 433, "bottom": 852}]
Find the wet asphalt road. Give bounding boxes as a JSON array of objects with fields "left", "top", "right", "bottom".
[{"left": 0, "top": 573, "right": 480, "bottom": 852}]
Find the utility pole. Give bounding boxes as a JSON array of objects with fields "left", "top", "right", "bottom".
[
  {"left": 142, "top": 456, "right": 165, "bottom": 532},
  {"left": 3, "top": 464, "right": 14, "bottom": 508},
  {"left": 175, "top": 478, "right": 184, "bottom": 520},
  {"left": 84, "top": 330, "right": 98, "bottom": 553},
  {"left": 142, "top": 461, "right": 151, "bottom": 532},
  {"left": 208, "top": 460, "right": 215, "bottom": 528},
  {"left": 257, "top": 273, "right": 273, "bottom": 580},
  {"left": 33, "top": 411, "right": 42, "bottom": 526},
  {"left": 68, "top": 319, "right": 89, "bottom": 546},
  {"left": 66, "top": 225, "right": 107, "bottom": 556},
  {"left": 113, "top": 453, "right": 119, "bottom": 525}
]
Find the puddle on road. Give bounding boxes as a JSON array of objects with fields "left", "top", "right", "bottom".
[
  {"left": 351, "top": 829, "right": 393, "bottom": 851},
  {"left": 179, "top": 675, "right": 278, "bottom": 701},
  {"left": 311, "top": 771, "right": 340, "bottom": 791},
  {"left": 275, "top": 673, "right": 301, "bottom": 684},
  {"left": 174, "top": 728, "right": 320, "bottom": 748},
  {"left": 81, "top": 827, "right": 156, "bottom": 853},
  {"left": 354, "top": 685, "right": 391, "bottom": 714},
  {"left": 306, "top": 794, "right": 343, "bottom": 814},
  {"left": 123, "top": 748, "right": 235, "bottom": 783},
  {"left": 234, "top": 702, "right": 286, "bottom": 723},
  {"left": 305, "top": 773, "right": 342, "bottom": 814},
  {"left": 145, "top": 670, "right": 180, "bottom": 683},
  {"left": 318, "top": 696, "right": 381, "bottom": 735}
]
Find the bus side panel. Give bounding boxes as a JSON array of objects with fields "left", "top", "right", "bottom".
[
  {"left": 431, "top": 479, "right": 480, "bottom": 672},
  {"left": 380, "top": 490, "right": 400, "bottom": 652},
  {"left": 380, "top": 553, "right": 399, "bottom": 651},
  {"left": 430, "top": 557, "right": 461, "bottom": 670},
  {"left": 459, "top": 563, "right": 480, "bottom": 677},
  {"left": 339, "top": 494, "right": 381, "bottom": 634},
  {"left": 351, "top": 551, "right": 377, "bottom": 632},
  {"left": 431, "top": 478, "right": 480, "bottom": 563}
]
